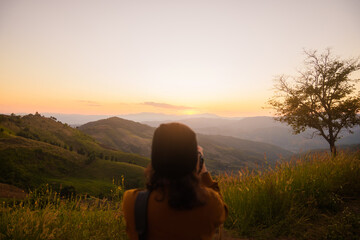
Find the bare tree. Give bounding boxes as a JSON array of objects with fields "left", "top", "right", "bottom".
[{"left": 268, "top": 49, "right": 360, "bottom": 156}]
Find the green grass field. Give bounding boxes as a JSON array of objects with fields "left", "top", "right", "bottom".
[
  {"left": 1, "top": 152, "right": 359, "bottom": 239},
  {"left": 0, "top": 182, "right": 127, "bottom": 240},
  {"left": 219, "top": 151, "right": 360, "bottom": 239}
]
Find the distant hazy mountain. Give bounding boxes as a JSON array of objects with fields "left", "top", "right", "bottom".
[
  {"left": 42, "top": 113, "right": 112, "bottom": 126},
  {"left": 118, "top": 112, "right": 221, "bottom": 122},
  {"left": 143, "top": 117, "right": 237, "bottom": 128},
  {"left": 145, "top": 116, "right": 360, "bottom": 152},
  {"left": 27, "top": 113, "right": 359, "bottom": 153},
  {"left": 80, "top": 117, "right": 293, "bottom": 172},
  {"left": 196, "top": 134, "right": 293, "bottom": 172},
  {"left": 40, "top": 112, "right": 223, "bottom": 125}
]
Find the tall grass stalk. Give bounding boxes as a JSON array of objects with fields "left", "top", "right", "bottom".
[
  {"left": 0, "top": 178, "right": 127, "bottom": 240},
  {"left": 1, "top": 153, "right": 359, "bottom": 239},
  {"left": 219, "top": 152, "right": 360, "bottom": 238}
]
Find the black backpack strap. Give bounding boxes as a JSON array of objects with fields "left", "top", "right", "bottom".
[{"left": 135, "top": 190, "right": 150, "bottom": 240}]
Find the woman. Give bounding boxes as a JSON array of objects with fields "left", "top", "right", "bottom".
[{"left": 122, "top": 123, "right": 228, "bottom": 240}]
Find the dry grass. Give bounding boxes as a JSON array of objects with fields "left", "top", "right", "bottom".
[
  {"left": 219, "top": 151, "right": 360, "bottom": 239},
  {"left": 0, "top": 180, "right": 127, "bottom": 240},
  {"left": 1, "top": 152, "right": 359, "bottom": 239}
]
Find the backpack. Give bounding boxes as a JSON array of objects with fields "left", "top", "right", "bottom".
[{"left": 135, "top": 190, "right": 150, "bottom": 240}]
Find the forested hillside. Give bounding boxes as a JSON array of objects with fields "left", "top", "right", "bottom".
[
  {"left": 0, "top": 114, "right": 149, "bottom": 196},
  {"left": 79, "top": 117, "right": 153, "bottom": 157}
]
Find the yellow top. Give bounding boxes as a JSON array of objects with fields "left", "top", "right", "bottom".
[{"left": 122, "top": 172, "right": 228, "bottom": 240}]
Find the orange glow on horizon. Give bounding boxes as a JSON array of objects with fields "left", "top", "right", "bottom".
[
  {"left": 1, "top": 1, "right": 359, "bottom": 118},
  {"left": 0, "top": 96, "right": 273, "bottom": 117}
]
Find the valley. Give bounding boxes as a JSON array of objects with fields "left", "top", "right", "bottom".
[{"left": 1, "top": 113, "right": 358, "bottom": 198}]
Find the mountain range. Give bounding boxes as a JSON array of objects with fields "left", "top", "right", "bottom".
[
  {"left": 79, "top": 117, "right": 293, "bottom": 171},
  {"left": 39, "top": 112, "right": 226, "bottom": 126},
  {"left": 143, "top": 116, "right": 360, "bottom": 152},
  {"left": 39, "top": 112, "right": 360, "bottom": 152},
  {"left": 2, "top": 113, "right": 358, "bottom": 197}
]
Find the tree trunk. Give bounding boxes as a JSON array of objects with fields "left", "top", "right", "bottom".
[
  {"left": 330, "top": 142, "right": 337, "bottom": 157},
  {"left": 328, "top": 126, "right": 337, "bottom": 157}
]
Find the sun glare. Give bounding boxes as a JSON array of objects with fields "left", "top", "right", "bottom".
[{"left": 182, "top": 110, "right": 198, "bottom": 115}]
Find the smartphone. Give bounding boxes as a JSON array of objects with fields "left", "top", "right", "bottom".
[{"left": 198, "top": 151, "right": 204, "bottom": 173}]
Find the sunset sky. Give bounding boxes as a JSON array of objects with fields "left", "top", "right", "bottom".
[{"left": 1, "top": 0, "right": 360, "bottom": 117}]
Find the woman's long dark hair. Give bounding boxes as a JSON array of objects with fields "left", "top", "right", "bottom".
[{"left": 146, "top": 123, "right": 205, "bottom": 210}]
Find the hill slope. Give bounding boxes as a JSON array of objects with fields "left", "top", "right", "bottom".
[
  {"left": 145, "top": 116, "right": 360, "bottom": 152},
  {"left": 0, "top": 114, "right": 148, "bottom": 196},
  {"left": 79, "top": 117, "right": 153, "bottom": 157},
  {"left": 197, "top": 134, "right": 292, "bottom": 171},
  {"left": 0, "top": 113, "right": 149, "bottom": 167},
  {"left": 80, "top": 117, "right": 293, "bottom": 172}
]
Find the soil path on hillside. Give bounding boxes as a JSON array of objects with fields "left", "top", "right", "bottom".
[{"left": 0, "top": 183, "right": 27, "bottom": 199}]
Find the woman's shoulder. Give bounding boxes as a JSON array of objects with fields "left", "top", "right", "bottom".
[
  {"left": 124, "top": 188, "right": 140, "bottom": 197},
  {"left": 123, "top": 188, "right": 143, "bottom": 203},
  {"left": 200, "top": 175, "right": 228, "bottom": 219},
  {"left": 203, "top": 186, "right": 223, "bottom": 205},
  {"left": 201, "top": 187, "right": 228, "bottom": 222},
  {"left": 122, "top": 188, "right": 145, "bottom": 210}
]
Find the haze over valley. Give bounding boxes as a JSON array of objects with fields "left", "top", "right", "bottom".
[
  {"left": 42, "top": 112, "right": 360, "bottom": 153},
  {"left": 1, "top": 112, "right": 359, "bottom": 197},
  {"left": 1, "top": 1, "right": 360, "bottom": 239}
]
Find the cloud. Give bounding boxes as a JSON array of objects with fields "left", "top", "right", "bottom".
[
  {"left": 77, "top": 100, "right": 102, "bottom": 107},
  {"left": 143, "top": 102, "right": 193, "bottom": 110}
]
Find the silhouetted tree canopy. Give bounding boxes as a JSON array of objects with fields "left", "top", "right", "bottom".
[{"left": 268, "top": 49, "right": 360, "bottom": 156}]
